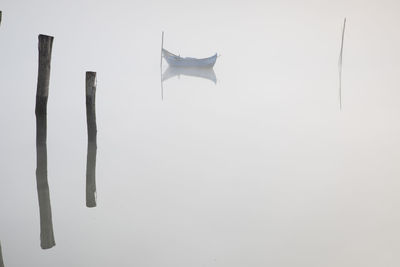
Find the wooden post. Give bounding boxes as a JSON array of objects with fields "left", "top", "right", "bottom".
[
  {"left": 0, "top": 11, "right": 2, "bottom": 27},
  {"left": 86, "top": 72, "right": 97, "bottom": 207},
  {"left": 35, "top": 34, "right": 55, "bottom": 249},
  {"left": 0, "top": 241, "right": 4, "bottom": 267}
]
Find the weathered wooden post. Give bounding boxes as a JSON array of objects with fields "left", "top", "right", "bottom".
[
  {"left": 0, "top": 241, "right": 4, "bottom": 267},
  {"left": 35, "top": 34, "right": 55, "bottom": 249},
  {"left": 86, "top": 72, "right": 97, "bottom": 207},
  {"left": 0, "top": 11, "right": 2, "bottom": 27}
]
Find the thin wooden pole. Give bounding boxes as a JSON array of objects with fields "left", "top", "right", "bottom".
[
  {"left": 160, "top": 31, "right": 164, "bottom": 68},
  {"left": 35, "top": 34, "right": 56, "bottom": 250},
  {"left": 339, "top": 18, "right": 346, "bottom": 110},
  {"left": 86, "top": 72, "right": 97, "bottom": 207},
  {"left": 0, "top": 241, "right": 4, "bottom": 267},
  {"left": 0, "top": 11, "right": 2, "bottom": 27},
  {"left": 161, "top": 31, "right": 164, "bottom": 100}
]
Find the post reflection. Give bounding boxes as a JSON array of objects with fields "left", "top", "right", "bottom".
[
  {"left": 35, "top": 114, "right": 56, "bottom": 249},
  {"left": 86, "top": 140, "right": 97, "bottom": 207}
]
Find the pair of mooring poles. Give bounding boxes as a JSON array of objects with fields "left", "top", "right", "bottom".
[{"left": 35, "top": 35, "right": 98, "bottom": 249}]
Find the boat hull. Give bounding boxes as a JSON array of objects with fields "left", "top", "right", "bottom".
[{"left": 162, "top": 49, "right": 217, "bottom": 68}]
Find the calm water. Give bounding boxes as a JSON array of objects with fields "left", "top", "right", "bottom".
[{"left": 1, "top": 0, "right": 400, "bottom": 266}]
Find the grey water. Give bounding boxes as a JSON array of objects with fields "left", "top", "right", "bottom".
[{"left": 2, "top": 0, "right": 400, "bottom": 266}]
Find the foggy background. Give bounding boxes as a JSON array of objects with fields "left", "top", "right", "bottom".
[{"left": 1, "top": 0, "right": 400, "bottom": 266}]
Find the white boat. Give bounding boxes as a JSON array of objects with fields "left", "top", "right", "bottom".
[
  {"left": 162, "top": 48, "right": 217, "bottom": 68},
  {"left": 160, "top": 32, "right": 217, "bottom": 68}
]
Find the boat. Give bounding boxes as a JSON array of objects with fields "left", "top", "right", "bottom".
[
  {"left": 159, "top": 32, "right": 218, "bottom": 100},
  {"left": 162, "top": 66, "right": 217, "bottom": 83},
  {"left": 160, "top": 32, "right": 217, "bottom": 68},
  {"left": 162, "top": 48, "right": 217, "bottom": 68}
]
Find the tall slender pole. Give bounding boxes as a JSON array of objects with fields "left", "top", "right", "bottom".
[
  {"left": 160, "top": 31, "right": 164, "bottom": 68},
  {"left": 35, "top": 34, "right": 55, "bottom": 250},
  {"left": 161, "top": 31, "right": 164, "bottom": 100},
  {"left": 339, "top": 18, "right": 346, "bottom": 110},
  {"left": 86, "top": 72, "right": 97, "bottom": 207}
]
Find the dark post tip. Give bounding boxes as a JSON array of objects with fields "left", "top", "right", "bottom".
[
  {"left": 39, "top": 34, "right": 54, "bottom": 39},
  {"left": 86, "top": 72, "right": 97, "bottom": 97},
  {"left": 38, "top": 35, "right": 54, "bottom": 52},
  {"left": 38, "top": 34, "right": 54, "bottom": 45},
  {"left": 86, "top": 71, "right": 97, "bottom": 81}
]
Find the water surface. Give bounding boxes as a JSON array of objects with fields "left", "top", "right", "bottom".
[{"left": 1, "top": 0, "right": 400, "bottom": 266}]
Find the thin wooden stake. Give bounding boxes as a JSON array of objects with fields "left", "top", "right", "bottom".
[
  {"left": 339, "top": 18, "right": 346, "bottom": 110},
  {"left": 35, "top": 34, "right": 56, "bottom": 250},
  {"left": 0, "top": 11, "right": 2, "bottom": 27},
  {"left": 86, "top": 72, "right": 97, "bottom": 207},
  {"left": 161, "top": 31, "right": 164, "bottom": 100},
  {"left": 160, "top": 31, "right": 164, "bottom": 68}
]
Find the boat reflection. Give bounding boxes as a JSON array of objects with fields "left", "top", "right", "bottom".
[
  {"left": 162, "top": 66, "right": 217, "bottom": 84},
  {"left": 161, "top": 66, "right": 217, "bottom": 99},
  {"left": 0, "top": 241, "right": 4, "bottom": 267},
  {"left": 35, "top": 114, "right": 56, "bottom": 249}
]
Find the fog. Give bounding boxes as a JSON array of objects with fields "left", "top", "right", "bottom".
[{"left": 1, "top": 0, "right": 400, "bottom": 266}]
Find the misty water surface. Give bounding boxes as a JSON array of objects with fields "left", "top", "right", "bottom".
[{"left": 1, "top": 0, "right": 400, "bottom": 266}]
